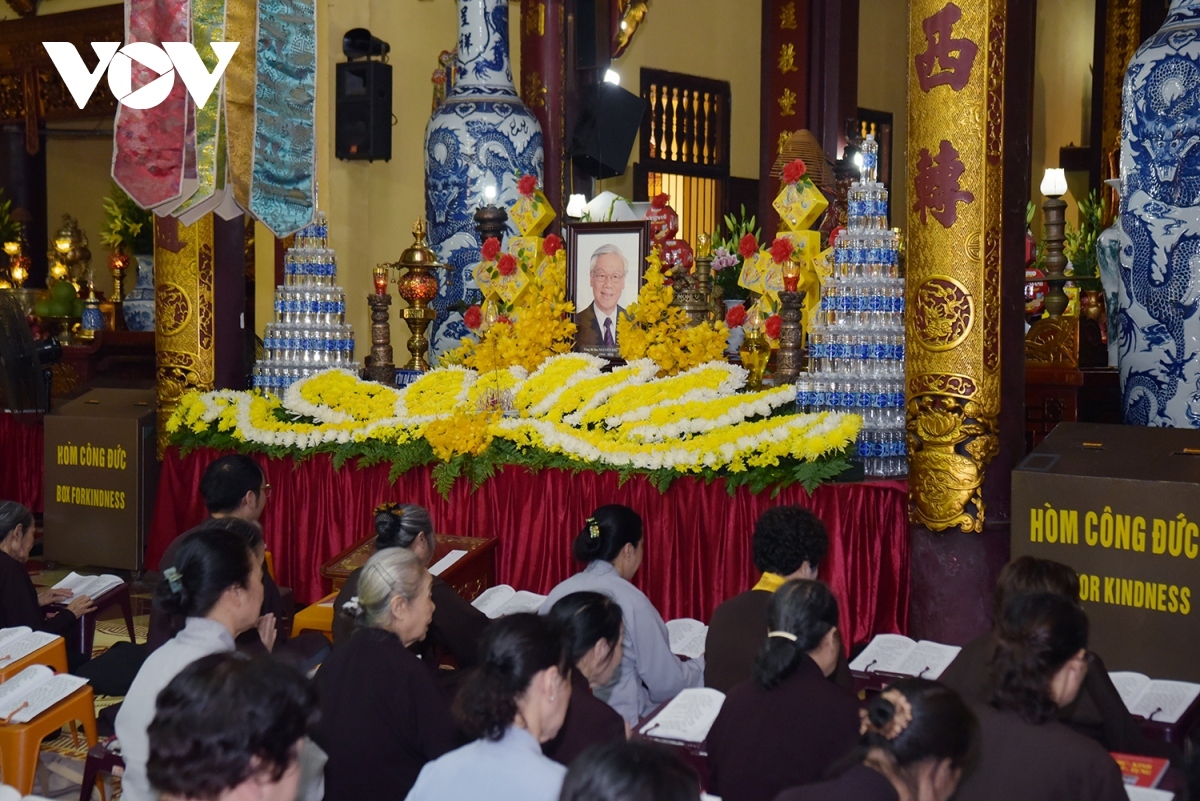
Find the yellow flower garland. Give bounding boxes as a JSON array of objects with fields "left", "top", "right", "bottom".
[{"left": 618, "top": 249, "right": 729, "bottom": 375}]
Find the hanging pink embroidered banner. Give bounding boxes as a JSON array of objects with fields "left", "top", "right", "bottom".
[{"left": 111, "top": 0, "right": 192, "bottom": 210}]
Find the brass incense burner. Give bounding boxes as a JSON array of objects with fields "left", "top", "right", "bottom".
[{"left": 392, "top": 219, "right": 446, "bottom": 372}]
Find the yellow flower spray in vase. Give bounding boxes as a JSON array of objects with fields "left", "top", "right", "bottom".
[{"left": 739, "top": 301, "right": 771, "bottom": 390}]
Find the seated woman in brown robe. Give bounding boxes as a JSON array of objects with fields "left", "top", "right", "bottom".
[
  {"left": 0, "top": 501, "right": 95, "bottom": 655},
  {"left": 777, "top": 678, "right": 974, "bottom": 801},
  {"left": 314, "top": 548, "right": 458, "bottom": 801},
  {"left": 332, "top": 503, "right": 488, "bottom": 670},
  {"left": 953, "top": 593, "right": 1127, "bottom": 801},
  {"left": 542, "top": 591, "right": 628, "bottom": 765},
  {"left": 707, "top": 580, "right": 860, "bottom": 801},
  {"left": 940, "top": 555, "right": 1178, "bottom": 763}
]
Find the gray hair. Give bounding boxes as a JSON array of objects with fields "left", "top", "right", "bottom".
[
  {"left": 347, "top": 548, "right": 427, "bottom": 629},
  {"left": 0, "top": 501, "right": 33, "bottom": 541},
  {"left": 589, "top": 244, "right": 629, "bottom": 277}
]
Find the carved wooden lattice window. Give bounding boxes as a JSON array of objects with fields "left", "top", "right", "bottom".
[{"left": 634, "top": 68, "right": 731, "bottom": 246}]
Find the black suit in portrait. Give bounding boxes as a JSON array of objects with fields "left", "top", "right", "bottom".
[{"left": 575, "top": 302, "right": 627, "bottom": 353}]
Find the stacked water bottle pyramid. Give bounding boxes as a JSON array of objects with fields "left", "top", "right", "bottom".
[
  {"left": 798, "top": 134, "right": 908, "bottom": 477},
  {"left": 252, "top": 211, "right": 360, "bottom": 396}
]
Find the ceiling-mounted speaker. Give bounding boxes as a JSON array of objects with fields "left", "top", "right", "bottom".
[{"left": 568, "top": 82, "right": 646, "bottom": 179}]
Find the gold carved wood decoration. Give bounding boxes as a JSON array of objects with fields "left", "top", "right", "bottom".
[
  {"left": 0, "top": 5, "right": 122, "bottom": 154},
  {"left": 155, "top": 215, "right": 216, "bottom": 457},
  {"left": 1025, "top": 316, "right": 1080, "bottom": 367},
  {"left": 1102, "top": 0, "right": 1141, "bottom": 159},
  {"left": 612, "top": 0, "right": 649, "bottom": 59},
  {"left": 906, "top": 0, "right": 1005, "bottom": 533}
]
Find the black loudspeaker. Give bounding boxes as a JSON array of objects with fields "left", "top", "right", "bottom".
[
  {"left": 335, "top": 60, "right": 392, "bottom": 161},
  {"left": 574, "top": 0, "right": 612, "bottom": 70},
  {"left": 568, "top": 82, "right": 646, "bottom": 179}
]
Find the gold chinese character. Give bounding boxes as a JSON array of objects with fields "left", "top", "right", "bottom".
[
  {"left": 523, "top": 71, "right": 547, "bottom": 109},
  {"left": 778, "top": 43, "right": 798, "bottom": 74},
  {"left": 778, "top": 88, "right": 797, "bottom": 117},
  {"left": 524, "top": 1, "right": 545, "bottom": 36},
  {"left": 778, "top": 130, "right": 796, "bottom": 154},
  {"left": 780, "top": 1, "right": 797, "bottom": 29}
]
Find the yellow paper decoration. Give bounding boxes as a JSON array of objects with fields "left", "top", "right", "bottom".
[
  {"left": 773, "top": 178, "right": 828, "bottom": 232},
  {"left": 510, "top": 190, "right": 556, "bottom": 237},
  {"left": 738, "top": 252, "right": 769, "bottom": 295},
  {"left": 474, "top": 260, "right": 496, "bottom": 297}
]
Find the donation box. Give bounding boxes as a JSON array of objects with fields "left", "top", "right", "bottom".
[
  {"left": 1012, "top": 423, "right": 1200, "bottom": 683},
  {"left": 43, "top": 388, "right": 159, "bottom": 571}
]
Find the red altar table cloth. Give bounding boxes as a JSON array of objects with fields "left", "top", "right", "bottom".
[
  {"left": 149, "top": 447, "right": 910, "bottom": 649},
  {"left": 0, "top": 413, "right": 43, "bottom": 513}
]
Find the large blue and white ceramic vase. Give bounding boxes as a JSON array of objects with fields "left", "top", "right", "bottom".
[
  {"left": 424, "top": 0, "right": 544, "bottom": 363},
  {"left": 1119, "top": 0, "right": 1200, "bottom": 426},
  {"left": 122, "top": 253, "right": 155, "bottom": 331}
]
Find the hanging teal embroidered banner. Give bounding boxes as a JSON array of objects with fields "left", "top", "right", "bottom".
[{"left": 248, "top": 0, "right": 316, "bottom": 237}]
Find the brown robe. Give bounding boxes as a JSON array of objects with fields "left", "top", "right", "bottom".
[
  {"left": 954, "top": 704, "right": 1128, "bottom": 801},
  {"left": 148, "top": 519, "right": 285, "bottom": 654},
  {"left": 775, "top": 765, "right": 900, "bottom": 801},
  {"left": 332, "top": 567, "right": 489, "bottom": 669},
  {"left": 313, "top": 626, "right": 458, "bottom": 801},
  {"left": 705, "top": 588, "right": 853, "bottom": 694},
  {"left": 542, "top": 669, "right": 626, "bottom": 766},
  {"left": 707, "top": 654, "right": 861, "bottom": 801},
  {"left": 939, "top": 630, "right": 1181, "bottom": 763}
]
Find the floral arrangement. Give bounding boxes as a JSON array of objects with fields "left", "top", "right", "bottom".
[
  {"left": 100, "top": 183, "right": 154, "bottom": 255},
  {"left": 710, "top": 206, "right": 761, "bottom": 302},
  {"left": 617, "top": 249, "right": 728, "bottom": 375},
  {"left": 168, "top": 356, "right": 861, "bottom": 497},
  {"left": 443, "top": 235, "right": 576, "bottom": 373}
]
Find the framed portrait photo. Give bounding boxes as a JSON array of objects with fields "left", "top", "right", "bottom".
[{"left": 565, "top": 220, "right": 651, "bottom": 359}]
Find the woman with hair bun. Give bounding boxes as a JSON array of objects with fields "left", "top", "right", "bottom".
[
  {"left": 954, "top": 592, "right": 1126, "bottom": 801},
  {"left": 315, "top": 548, "right": 456, "bottom": 801},
  {"left": 707, "top": 580, "right": 858, "bottom": 801},
  {"left": 116, "top": 520, "right": 269, "bottom": 801},
  {"left": 407, "top": 613, "right": 571, "bottom": 801},
  {"left": 542, "top": 591, "right": 628, "bottom": 765},
  {"left": 778, "top": 678, "right": 974, "bottom": 801},
  {"left": 540, "top": 505, "right": 703, "bottom": 725},
  {"left": 559, "top": 740, "right": 701, "bottom": 801},
  {"left": 333, "top": 503, "right": 488, "bottom": 669}
]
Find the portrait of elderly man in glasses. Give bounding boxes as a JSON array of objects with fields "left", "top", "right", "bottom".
[{"left": 575, "top": 243, "right": 631, "bottom": 354}]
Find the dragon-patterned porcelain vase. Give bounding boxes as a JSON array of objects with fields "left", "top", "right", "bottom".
[
  {"left": 423, "top": 0, "right": 544, "bottom": 363},
  {"left": 1119, "top": 0, "right": 1200, "bottom": 426}
]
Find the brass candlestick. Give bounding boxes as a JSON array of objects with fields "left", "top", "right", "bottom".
[
  {"left": 775, "top": 289, "right": 805, "bottom": 384},
  {"left": 49, "top": 214, "right": 91, "bottom": 290},
  {"left": 107, "top": 251, "right": 131, "bottom": 330},
  {"left": 393, "top": 220, "right": 444, "bottom": 372},
  {"left": 365, "top": 284, "right": 396, "bottom": 384}
]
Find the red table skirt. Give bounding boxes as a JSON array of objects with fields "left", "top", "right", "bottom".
[
  {"left": 0, "top": 413, "right": 43, "bottom": 513},
  {"left": 149, "top": 447, "right": 910, "bottom": 648}
]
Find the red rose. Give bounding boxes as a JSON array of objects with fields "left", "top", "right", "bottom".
[
  {"left": 651, "top": 192, "right": 670, "bottom": 208},
  {"left": 738, "top": 233, "right": 758, "bottom": 259},
  {"left": 765, "top": 314, "right": 782, "bottom": 339},
  {"left": 464, "top": 305, "right": 483, "bottom": 330},
  {"left": 496, "top": 314, "right": 512, "bottom": 325},
  {"left": 725, "top": 303, "right": 747, "bottom": 328},
  {"left": 782, "top": 158, "right": 807, "bottom": 184},
  {"left": 770, "top": 237, "right": 794, "bottom": 264},
  {"left": 543, "top": 234, "right": 563, "bottom": 257},
  {"left": 517, "top": 174, "right": 538, "bottom": 197},
  {"left": 497, "top": 253, "right": 517, "bottom": 276},
  {"left": 481, "top": 237, "right": 502, "bottom": 261}
]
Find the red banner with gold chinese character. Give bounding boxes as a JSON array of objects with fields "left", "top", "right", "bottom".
[
  {"left": 759, "top": 0, "right": 809, "bottom": 235},
  {"left": 520, "top": 0, "right": 565, "bottom": 224},
  {"left": 906, "top": 0, "right": 1005, "bottom": 533}
]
